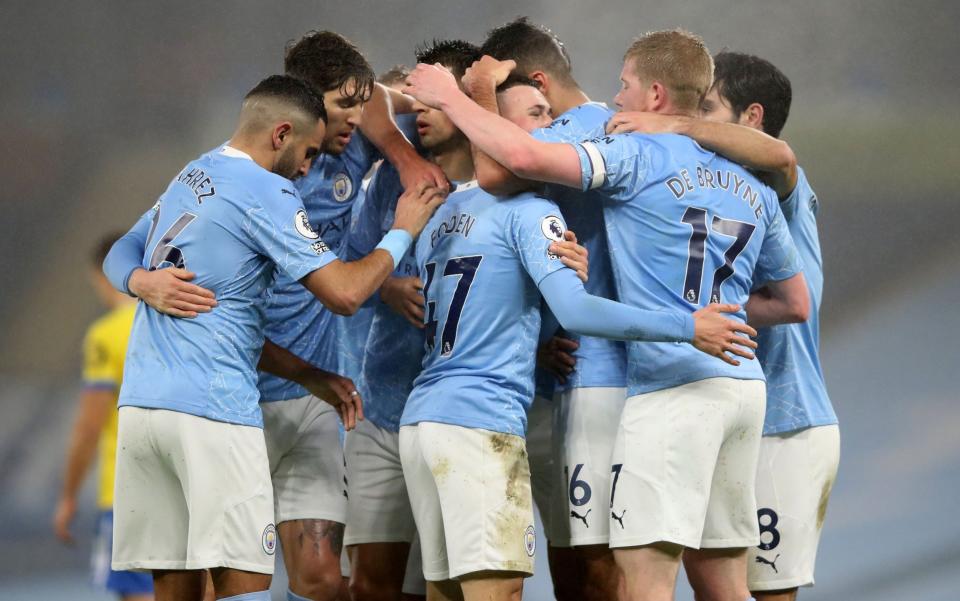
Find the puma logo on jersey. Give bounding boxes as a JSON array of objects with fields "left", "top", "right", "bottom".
[
  {"left": 571, "top": 509, "right": 591, "bottom": 527},
  {"left": 755, "top": 554, "right": 780, "bottom": 573},
  {"left": 611, "top": 509, "right": 627, "bottom": 529}
]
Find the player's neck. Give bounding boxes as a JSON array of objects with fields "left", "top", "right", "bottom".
[
  {"left": 226, "top": 133, "right": 273, "bottom": 172},
  {"left": 431, "top": 142, "right": 475, "bottom": 183},
  {"left": 547, "top": 85, "right": 591, "bottom": 117}
]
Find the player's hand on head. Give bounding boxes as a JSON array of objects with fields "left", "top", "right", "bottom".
[
  {"left": 392, "top": 181, "right": 447, "bottom": 237},
  {"left": 381, "top": 275, "right": 425, "bottom": 328},
  {"left": 537, "top": 336, "right": 579, "bottom": 385},
  {"left": 691, "top": 303, "right": 759, "bottom": 366},
  {"left": 606, "top": 112, "right": 681, "bottom": 136},
  {"left": 52, "top": 496, "right": 77, "bottom": 545},
  {"left": 550, "top": 229, "right": 590, "bottom": 283},
  {"left": 402, "top": 63, "right": 459, "bottom": 109},
  {"left": 128, "top": 267, "right": 217, "bottom": 318},
  {"left": 398, "top": 153, "right": 449, "bottom": 194},
  {"left": 302, "top": 368, "right": 364, "bottom": 431},
  {"left": 463, "top": 56, "right": 517, "bottom": 93}
]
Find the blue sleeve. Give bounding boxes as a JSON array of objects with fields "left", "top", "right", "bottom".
[
  {"left": 755, "top": 195, "right": 804, "bottom": 284},
  {"left": 348, "top": 164, "right": 399, "bottom": 261},
  {"left": 571, "top": 134, "right": 650, "bottom": 202},
  {"left": 102, "top": 203, "right": 156, "bottom": 295},
  {"left": 510, "top": 199, "right": 572, "bottom": 285},
  {"left": 242, "top": 185, "right": 338, "bottom": 281},
  {"left": 344, "top": 129, "right": 381, "bottom": 175},
  {"left": 538, "top": 269, "right": 694, "bottom": 342}
]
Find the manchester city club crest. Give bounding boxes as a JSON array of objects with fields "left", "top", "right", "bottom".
[
  {"left": 262, "top": 523, "right": 277, "bottom": 555},
  {"left": 524, "top": 524, "right": 536, "bottom": 557},
  {"left": 333, "top": 173, "right": 353, "bottom": 202}
]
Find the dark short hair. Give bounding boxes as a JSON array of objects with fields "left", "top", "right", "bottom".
[
  {"left": 284, "top": 31, "right": 375, "bottom": 103},
  {"left": 245, "top": 74, "right": 328, "bottom": 123},
  {"left": 378, "top": 64, "right": 410, "bottom": 86},
  {"left": 712, "top": 51, "right": 792, "bottom": 138},
  {"left": 480, "top": 17, "right": 575, "bottom": 86},
  {"left": 93, "top": 232, "right": 123, "bottom": 267},
  {"left": 415, "top": 39, "right": 481, "bottom": 80},
  {"left": 496, "top": 73, "right": 541, "bottom": 94}
]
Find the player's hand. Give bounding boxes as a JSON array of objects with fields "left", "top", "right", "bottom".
[
  {"left": 53, "top": 496, "right": 77, "bottom": 545},
  {"left": 550, "top": 230, "right": 589, "bottom": 283},
  {"left": 392, "top": 181, "right": 447, "bottom": 237},
  {"left": 605, "top": 112, "right": 684, "bottom": 135},
  {"left": 381, "top": 276, "right": 425, "bottom": 328},
  {"left": 301, "top": 368, "right": 365, "bottom": 431},
  {"left": 403, "top": 63, "right": 460, "bottom": 110},
  {"left": 537, "top": 336, "right": 580, "bottom": 385},
  {"left": 128, "top": 267, "right": 217, "bottom": 318},
  {"left": 691, "top": 303, "right": 758, "bottom": 366},
  {"left": 397, "top": 152, "right": 450, "bottom": 194},
  {"left": 463, "top": 56, "right": 517, "bottom": 94}
]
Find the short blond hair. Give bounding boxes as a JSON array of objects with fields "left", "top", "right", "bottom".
[{"left": 624, "top": 29, "right": 714, "bottom": 111}]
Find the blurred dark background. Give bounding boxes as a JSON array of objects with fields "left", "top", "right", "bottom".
[{"left": 1, "top": 1, "right": 957, "bottom": 599}]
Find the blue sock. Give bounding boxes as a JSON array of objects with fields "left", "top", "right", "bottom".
[
  {"left": 287, "top": 590, "right": 312, "bottom": 601},
  {"left": 219, "top": 591, "right": 271, "bottom": 601}
]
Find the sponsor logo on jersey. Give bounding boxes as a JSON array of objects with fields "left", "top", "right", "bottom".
[
  {"left": 541, "top": 215, "right": 565, "bottom": 259},
  {"left": 295, "top": 209, "right": 320, "bottom": 239},
  {"left": 755, "top": 553, "right": 780, "bottom": 573},
  {"left": 524, "top": 525, "right": 536, "bottom": 557},
  {"left": 333, "top": 173, "right": 353, "bottom": 202},
  {"left": 311, "top": 240, "right": 330, "bottom": 255},
  {"left": 262, "top": 524, "right": 277, "bottom": 555}
]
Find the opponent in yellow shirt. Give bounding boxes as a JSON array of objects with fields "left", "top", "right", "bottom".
[{"left": 53, "top": 234, "right": 152, "bottom": 601}]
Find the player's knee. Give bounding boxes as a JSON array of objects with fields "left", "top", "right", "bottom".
[
  {"left": 349, "top": 573, "right": 400, "bottom": 601},
  {"left": 290, "top": 562, "right": 344, "bottom": 601}
]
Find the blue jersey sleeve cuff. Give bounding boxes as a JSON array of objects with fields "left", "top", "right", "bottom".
[
  {"left": 680, "top": 313, "right": 696, "bottom": 343},
  {"left": 571, "top": 142, "right": 606, "bottom": 191}
]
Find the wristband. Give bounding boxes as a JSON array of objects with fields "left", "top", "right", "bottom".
[{"left": 375, "top": 229, "right": 413, "bottom": 269}]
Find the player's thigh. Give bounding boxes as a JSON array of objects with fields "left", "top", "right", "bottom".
[
  {"left": 345, "top": 417, "right": 417, "bottom": 546},
  {"left": 458, "top": 570, "right": 523, "bottom": 601},
  {"left": 112, "top": 407, "right": 189, "bottom": 570},
  {"left": 418, "top": 422, "right": 536, "bottom": 581},
  {"left": 168, "top": 411, "right": 276, "bottom": 574},
  {"left": 609, "top": 382, "right": 729, "bottom": 549},
  {"left": 553, "top": 387, "right": 626, "bottom": 547},
  {"left": 347, "top": 541, "right": 412, "bottom": 598},
  {"left": 265, "top": 395, "right": 347, "bottom": 525},
  {"left": 748, "top": 424, "right": 840, "bottom": 592},
  {"left": 701, "top": 378, "right": 767, "bottom": 549},
  {"left": 683, "top": 546, "right": 750, "bottom": 601},
  {"left": 399, "top": 424, "right": 449, "bottom": 582}
]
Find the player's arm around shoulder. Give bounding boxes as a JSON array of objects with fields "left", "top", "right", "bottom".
[{"left": 746, "top": 195, "right": 810, "bottom": 327}]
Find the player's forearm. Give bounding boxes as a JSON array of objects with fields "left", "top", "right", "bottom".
[
  {"left": 674, "top": 118, "right": 798, "bottom": 198},
  {"left": 360, "top": 84, "right": 417, "bottom": 169},
  {"left": 302, "top": 245, "right": 400, "bottom": 316},
  {"left": 258, "top": 338, "right": 316, "bottom": 385},
  {"left": 103, "top": 218, "right": 151, "bottom": 295},
  {"left": 467, "top": 80, "right": 535, "bottom": 195},
  {"left": 745, "top": 275, "right": 810, "bottom": 327},
  {"left": 539, "top": 270, "right": 694, "bottom": 342}
]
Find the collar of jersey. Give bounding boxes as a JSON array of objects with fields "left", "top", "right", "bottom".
[
  {"left": 220, "top": 145, "right": 254, "bottom": 161},
  {"left": 451, "top": 179, "right": 478, "bottom": 193}
]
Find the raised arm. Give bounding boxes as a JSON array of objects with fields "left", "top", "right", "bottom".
[
  {"left": 538, "top": 269, "right": 759, "bottom": 366},
  {"left": 404, "top": 63, "right": 583, "bottom": 189},
  {"left": 744, "top": 273, "right": 810, "bottom": 328},
  {"left": 360, "top": 82, "right": 448, "bottom": 191},
  {"left": 607, "top": 112, "right": 798, "bottom": 199}
]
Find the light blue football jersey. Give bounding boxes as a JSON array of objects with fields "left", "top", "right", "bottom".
[
  {"left": 401, "top": 183, "right": 569, "bottom": 436},
  {"left": 574, "top": 133, "right": 803, "bottom": 396},
  {"left": 351, "top": 162, "right": 425, "bottom": 431},
  {"left": 118, "top": 146, "right": 336, "bottom": 427},
  {"left": 257, "top": 132, "right": 379, "bottom": 401},
  {"left": 756, "top": 167, "right": 837, "bottom": 434},
  {"left": 534, "top": 102, "right": 627, "bottom": 393}
]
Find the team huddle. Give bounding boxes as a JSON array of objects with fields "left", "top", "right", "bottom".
[{"left": 62, "top": 16, "right": 840, "bottom": 601}]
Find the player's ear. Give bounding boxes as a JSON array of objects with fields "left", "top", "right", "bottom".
[
  {"left": 649, "top": 81, "right": 667, "bottom": 112},
  {"left": 529, "top": 71, "right": 549, "bottom": 94},
  {"left": 272, "top": 122, "right": 294, "bottom": 150},
  {"left": 742, "top": 102, "right": 764, "bottom": 130}
]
